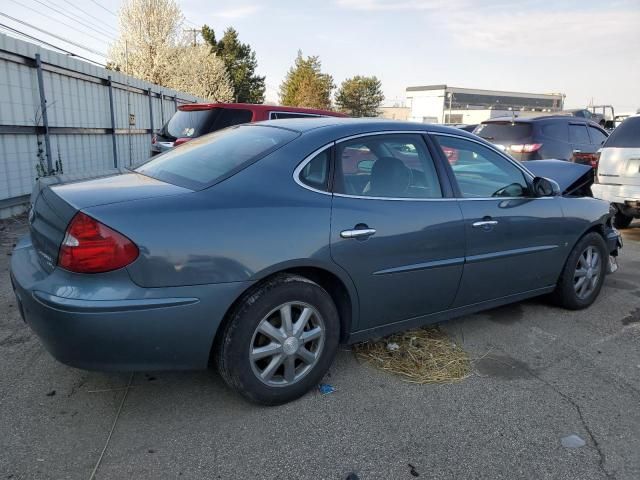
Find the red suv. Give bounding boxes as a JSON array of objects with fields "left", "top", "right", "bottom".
[{"left": 151, "top": 103, "right": 346, "bottom": 156}]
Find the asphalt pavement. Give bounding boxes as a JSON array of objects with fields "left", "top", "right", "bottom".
[{"left": 1, "top": 216, "right": 638, "bottom": 480}]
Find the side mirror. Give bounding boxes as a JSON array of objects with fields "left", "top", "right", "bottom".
[{"left": 532, "top": 176, "right": 561, "bottom": 197}]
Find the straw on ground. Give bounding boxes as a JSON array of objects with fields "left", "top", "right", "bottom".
[{"left": 353, "top": 326, "right": 470, "bottom": 384}]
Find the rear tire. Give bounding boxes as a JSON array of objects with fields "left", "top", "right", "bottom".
[
  {"left": 613, "top": 209, "right": 633, "bottom": 229},
  {"left": 215, "top": 274, "right": 340, "bottom": 405},
  {"left": 551, "top": 232, "right": 607, "bottom": 310}
]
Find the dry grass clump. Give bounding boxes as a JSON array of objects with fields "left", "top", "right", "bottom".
[{"left": 353, "top": 326, "right": 470, "bottom": 384}]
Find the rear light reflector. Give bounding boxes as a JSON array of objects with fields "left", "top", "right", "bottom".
[
  {"left": 509, "top": 143, "right": 542, "bottom": 153},
  {"left": 173, "top": 137, "right": 192, "bottom": 147},
  {"left": 58, "top": 212, "right": 139, "bottom": 273}
]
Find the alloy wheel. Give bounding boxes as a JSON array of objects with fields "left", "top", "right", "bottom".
[
  {"left": 249, "top": 302, "right": 325, "bottom": 387},
  {"left": 573, "top": 246, "right": 601, "bottom": 300}
]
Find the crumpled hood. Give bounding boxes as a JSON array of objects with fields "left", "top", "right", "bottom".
[{"left": 523, "top": 160, "right": 594, "bottom": 196}]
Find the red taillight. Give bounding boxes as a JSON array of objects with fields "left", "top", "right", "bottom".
[
  {"left": 151, "top": 134, "right": 157, "bottom": 144},
  {"left": 591, "top": 150, "right": 601, "bottom": 169},
  {"left": 173, "top": 137, "right": 192, "bottom": 147},
  {"left": 58, "top": 212, "right": 139, "bottom": 273},
  {"left": 509, "top": 143, "right": 542, "bottom": 153}
]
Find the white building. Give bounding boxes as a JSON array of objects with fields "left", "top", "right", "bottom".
[{"left": 405, "top": 85, "right": 565, "bottom": 125}]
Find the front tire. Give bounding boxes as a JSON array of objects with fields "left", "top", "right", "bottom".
[
  {"left": 551, "top": 232, "right": 607, "bottom": 310},
  {"left": 215, "top": 274, "right": 340, "bottom": 405},
  {"left": 614, "top": 208, "right": 633, "bottom": 229}
]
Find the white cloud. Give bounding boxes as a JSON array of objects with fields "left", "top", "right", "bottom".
[
  {"left": 217, "top": 5, "right": 261, "bottom": 19},
  {"left": 444, "top": 9, "right": 640, "bottom": 56}
]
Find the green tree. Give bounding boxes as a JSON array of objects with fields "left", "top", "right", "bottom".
[
  {"left": 202, "top": 26, "right": 265, "bottom": 103},
  {"left": 336, "top": 75, "right": 384, "bottom": 117},
  {"left": 279, "top": 51, "right": 335, "bottom": 110}
]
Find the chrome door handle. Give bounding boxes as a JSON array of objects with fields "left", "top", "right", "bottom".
[
  {"left": 340, "top": 228, "right": 376, "bottom": 239},
  {"left": 472, "top": 220, "right": 498, "bottom": 228}
]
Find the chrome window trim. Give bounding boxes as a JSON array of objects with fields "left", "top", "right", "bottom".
[
  {"left": 292, "top": 129, "right": 557, "bottom": 201},
  {"left": 293, "top": 143, "right": 335, "bottom": 196}
]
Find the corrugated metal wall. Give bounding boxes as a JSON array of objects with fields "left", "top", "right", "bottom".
[{"left": 0, "top": 33, "right": 205, "bottom": 216}]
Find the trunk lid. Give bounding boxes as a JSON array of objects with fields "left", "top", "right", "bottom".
[{"left": 29, "top": 173, "right": 191, "bottom": 272}]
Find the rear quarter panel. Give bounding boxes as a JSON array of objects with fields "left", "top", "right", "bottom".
[{"left": 83, "top": 134, "right": 351, "bottom": 290}]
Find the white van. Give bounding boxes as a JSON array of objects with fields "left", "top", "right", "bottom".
[{"left": 593, "top": 115, "right": 640, "bottom": 228}]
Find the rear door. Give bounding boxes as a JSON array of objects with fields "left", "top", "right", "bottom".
[
  {"left": 431, "top": 134, "right": 565, "bottom": 307},
  {"left": 569, "top": 122, "right": 597, "bottom": 165},
  {"left": 329, "top": 133, "right": 465, "bottom": 331}
]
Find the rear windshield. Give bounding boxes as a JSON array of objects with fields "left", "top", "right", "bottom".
[
  {"left": 136, "top": 125, "right": 298, "bottom": 190},
  {"left": 604, "top": 116, "right": 640, "bottom": 148},
  {"left": 163, "top": 108, "right": 253, "bottom": 140},
  {"left": 473, "top": 122, "right": 533, "bottom": 142}
]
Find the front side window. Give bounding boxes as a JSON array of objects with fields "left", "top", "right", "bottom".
[
  {"left": 137, "top": 125, "right": 298, "bottom": 190},
  {"left": 433, "top": 135, "right": 529, "bottom": 198},
  {"left": 569, "top": 124, "right": 590, "bottom": 144},
  {"left": 334, "top": 134, "right": 442, "bottom": 199}
]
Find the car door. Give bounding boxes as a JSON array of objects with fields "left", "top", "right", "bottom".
[
  {"left": 431, "top": 134, "right": 566, "bottom": 307},
  {"left": 329, "top": 133, "right": 465, "bottom": 331},
  {"left": 569, "top": 122, "right": 596, "bottom": 165}
]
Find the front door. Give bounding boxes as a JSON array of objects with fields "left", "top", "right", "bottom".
[
  {"left": 329, "top": 133, "right": 465, "bottom": 331},
  {"left": 431, "top": 134, "right": 566, "bottom": 307}
]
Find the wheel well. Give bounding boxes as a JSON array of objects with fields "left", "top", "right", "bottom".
[{"left": 210, "top": 267, "right": 354, "bottom": 366}]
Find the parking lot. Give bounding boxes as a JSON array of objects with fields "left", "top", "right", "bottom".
[{"left": 1, "top": 216, "right": 639, "bottom": 480}]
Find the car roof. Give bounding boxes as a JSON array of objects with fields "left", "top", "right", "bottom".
[
  {"left": 178, "top": 102, "right": 346, "bottom": 117},
  {"left": 250, "top": 117, "right": 480, "bottom": 138},
  {"left": 482, "top": 115, "right": 603, "bottom": 127}
]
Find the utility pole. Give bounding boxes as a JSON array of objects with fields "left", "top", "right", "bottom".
[{"left": 184, "top": 28, "right": 200, "bottom": 46}]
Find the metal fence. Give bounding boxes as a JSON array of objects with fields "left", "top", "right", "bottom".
[{"left": 0, "top": 33, "right": 205, "bottom": 217}]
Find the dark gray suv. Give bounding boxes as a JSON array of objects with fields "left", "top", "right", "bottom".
[{"left": 474, "top": 115, "right": 608, "bottom": 167}]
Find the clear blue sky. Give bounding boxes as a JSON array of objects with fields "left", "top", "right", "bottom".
[{"left": 2, "top": 0, "right": 639, "bottom": 112}]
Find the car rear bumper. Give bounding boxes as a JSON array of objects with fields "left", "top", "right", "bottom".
[
  {"left": 10, "top": 235, "right": 252, "bottom": 371},
  {"left": 592, "top": 183, "right": 640, "bottom": 210}
]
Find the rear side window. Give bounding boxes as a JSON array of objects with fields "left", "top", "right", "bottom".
[
  {"left": 270, "top": 112, "right": 321, "bottom": 119},
  {"left": 136, "top": 126, "right": 298, "bottom": 190},
  {"left": 214, "top": 108, "right": 253, "bottom": 129},
  {"left": 474, "top": 122, "right": 533, "bottom": 142},
  {"left": 541, "top": 122, "right": 568, "bottom": 141},
  {"left": 605, "top": 117, "right": 640, "bottom": 148},
  {"left": 569, "top": 124, "right": 590, "bottom": 144},
  {"left": 588, "top": 126, "right": 608, "bottom": 146},
  {"left": 299, "top": 150, "right": 330, "bottom": 191}
]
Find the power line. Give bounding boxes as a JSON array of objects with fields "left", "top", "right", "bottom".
[
  {"left": 57, "top": 0, "right": 118, "bottom": 34},
  {"left": 42, "top": 0, "right": 118, "bottom": 37},
  {"left": 87, "top": 0, "right": 117, "bottom": 17},
  {"left": 0, "top": 21, "right": 106, "bottom": 66},
  {"left": 4, "top": 1, "right": 112, "bottom": 45},
  {"left": 0, "top": 12, "right": 107, "bottom": 57},
  {"left": 20, "top": 0, "right": 116, "bottom": 41}
]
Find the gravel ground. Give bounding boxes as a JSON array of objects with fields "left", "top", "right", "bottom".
[{"left": 1, "top": 216, "right": 639, "bottom": 480}]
